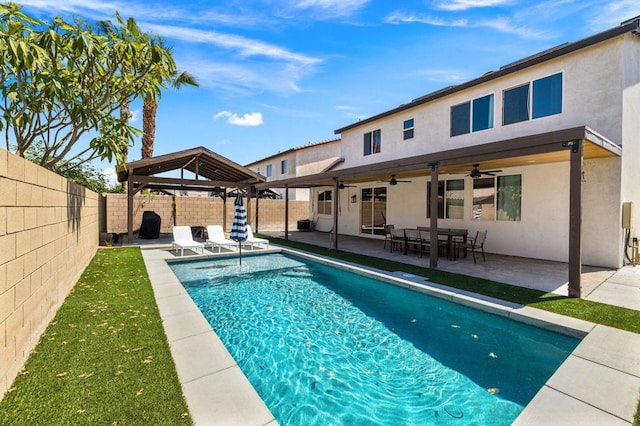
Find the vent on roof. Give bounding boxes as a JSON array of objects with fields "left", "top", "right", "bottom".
[
  {"left": 499, "top": 42, "right": 570, "bottom": 70},
  {"left": 621, "top": 16, "right": 640, "bottom": 25},
  {"left": 411, "top": 85, "right": 456, "bottom": 103}
]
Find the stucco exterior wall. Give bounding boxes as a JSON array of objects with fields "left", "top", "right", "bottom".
[
  {"left": 621, "top": 34, "right": 640, "bottom": 245},
  {"left": 104, "top": 194, "right": 309, "bottom": 235},
  {"left": 313, "top": 159, "right": 622, "bottom": 267},
  {"left": 338, "top": 37, "right": 626, "bottom": 169},
  {"left": 0, "top": 149, "right": 98, "bottom": 397}
]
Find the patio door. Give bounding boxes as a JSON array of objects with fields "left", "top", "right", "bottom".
[{"left": 361, "top": 187, "right": 387, "bottom": 235}]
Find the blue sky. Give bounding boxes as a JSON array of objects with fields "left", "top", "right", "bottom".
[{"left": 13, "top": 0, "right": 640, "bottom": 181}]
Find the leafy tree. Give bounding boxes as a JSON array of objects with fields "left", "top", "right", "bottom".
[{"left": 0, "top": 3, "right": 188, "bottom": 172}]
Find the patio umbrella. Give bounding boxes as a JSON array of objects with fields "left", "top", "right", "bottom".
[{"left": 230, "top": 192, "right": 248, "bottom": 264}]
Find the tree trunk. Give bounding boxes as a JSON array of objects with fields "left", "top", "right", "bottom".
[
  {"left": 120, "top": 98, "right": 130, "bottom": 160},
  {"left": 142, "top": 99, "right": 158, "bottom": 159}
]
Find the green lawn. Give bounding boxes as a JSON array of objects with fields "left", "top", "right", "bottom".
[{"left": 0, "top": 247, "right": 192, "bottom": 425}]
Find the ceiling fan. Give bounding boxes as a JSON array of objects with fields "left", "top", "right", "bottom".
[
  {"left": 378, "top": 174, "right": 412, "bottom": 186},
  {"left": 467, "top": 164, "right": 502, "bottom": 179},
  {"left": 338, "top": 181, "right": 356, "bottom": 189}
]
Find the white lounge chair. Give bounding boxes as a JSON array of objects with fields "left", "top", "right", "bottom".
[
  {"left": 206, "top": 225, "right": 237, "bottom": 253},
  {"left": 243, "top": 225, "right": 270, "bottom": 249},
  {"left": 172, "top": 226, "right": 205, "bottom": 256}
]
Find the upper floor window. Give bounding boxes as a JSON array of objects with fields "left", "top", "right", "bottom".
[
  {"left": 451, "top": 94, "right": 493, "bottom": 136},
  {"left": 266, "top": 164, "right": 272, "bottom": 177},
  {"left": 503, "top": 72, "right": 562, "bottom": 125},
  {"left": 256, "top": 166, "right": 261, "bottom": 175},
  {"left": 281, "top": 159, "right": 289, "bottom": 175},
  {"left": 364, "top": 129, "right": 381, "bottom": 156},
  {"left": 403, "top": 119, "right": 414, "bottom": 140}
]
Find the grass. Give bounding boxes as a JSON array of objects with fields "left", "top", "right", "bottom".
[
  {"left": 0, "top": 247, "right": 192, "bottom": 425},
  {"left": 264, "top": 236, "right": 640, "bottom": 334}
]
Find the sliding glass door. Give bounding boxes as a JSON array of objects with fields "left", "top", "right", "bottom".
[{"left": 361, "top": 187, "right": 387, "bottom": 235}]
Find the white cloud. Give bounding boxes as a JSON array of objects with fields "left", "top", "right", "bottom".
[
  {"left": 102, "top": 167, "right": 118, "bottom": 187},
  {"left": 214, "top": 111, "right": 264, "bottom": 127},
  {"left": 384, "top": 11, "right": 548, "bottom": 39},
  {"left": 295, "top": 0, "right": 369, "bottom": 18},
  {"left": 586, "top": 0, "right": 640, "bottom": 30},
  {"left": 435, "top": 0, "right": 513, "bottom": 11}
]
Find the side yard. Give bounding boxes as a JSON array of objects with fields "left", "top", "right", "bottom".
[{"left": 0, "top": 247, "right": 192, "bottom": 425}]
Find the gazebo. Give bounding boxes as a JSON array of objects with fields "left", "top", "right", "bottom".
[{"left": 117, "top": 146, "right": 265, "bottom": 243}]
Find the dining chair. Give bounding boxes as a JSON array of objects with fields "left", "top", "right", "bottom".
[{"left": 454, "top": 230, "right": 487, "bottom": 264}]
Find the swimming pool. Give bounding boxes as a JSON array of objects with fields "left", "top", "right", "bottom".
[{"left": 169, "top": 252, "right": 579, "bottom": 425}]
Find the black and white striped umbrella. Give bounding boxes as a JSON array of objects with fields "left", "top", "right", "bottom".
[{"left": 230, "top": 193, "right": 247, "bottom": 263}]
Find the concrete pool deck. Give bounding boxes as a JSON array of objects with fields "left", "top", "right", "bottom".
[{"left": 141, "top": 246, "right": 640, "bottom": 425}]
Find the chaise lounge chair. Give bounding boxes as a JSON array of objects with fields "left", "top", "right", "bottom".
[
  {"left": 243, "top": 225, "right": 270, "bottom": 249},
  {"left": 172, "top": 226, "right": 205, "bottom": 256},
  {"left": 206, "top": 225, "right": 237, "bottom": 253}
]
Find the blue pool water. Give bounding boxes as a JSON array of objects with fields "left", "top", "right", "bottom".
[{"left": 169, "top": 253, "right": 579, "bottom": 425}]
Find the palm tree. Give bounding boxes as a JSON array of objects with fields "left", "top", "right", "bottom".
[{"left": 141, "top": 71, "right": 198, "bottom": 159}]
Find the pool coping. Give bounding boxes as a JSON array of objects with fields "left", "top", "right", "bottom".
[{"left": 141, "top": 246, "right": 640, "bottom": 425}]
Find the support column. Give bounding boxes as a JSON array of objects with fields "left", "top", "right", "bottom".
[
  {"left": 284, "top": 184, "right": 289, "bottom": 240},
  {"left": 332, "top": 178, "right": 339, "bottom": 249},
  {"left": 429, "top": 163, "right": 439, "bottom": 268},
  {"left": 127, "top": 171, "right": 134, "bottom": 244},
  {"left": 255, "top": 191, "right": 260, "bottom": 233},
  {"left": 568, "top": 140, "right": 583, "bottom": 297}
]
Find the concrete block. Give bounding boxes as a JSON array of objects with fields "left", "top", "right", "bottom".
[
  {"left": 14, "top": 277, "right": 30, "bottom": 308},
  {"left": 0, "top": 287, "right": 14, "bottom": 322},
  {"left": 6, "top": 207, "right": 24, "bottom": 233},
  {"left": 0, "top": 207, "right": 6, "bottom": 236},
  {"left": 0, "top": 177, "right": 17, "bottom": 207},
  {"left": 6, "top": 153, "right": 25, "bottom": 182},
  {"left": 6, "top": 256, "right": 24, "bottom": 289},
  {"left": 23, "top": 207, "right": 37, "bottom": 230},
  {"left": 0, "top": 233, "right": 16, "bottom": 265},
  {"left": 23, "top": 250, "right": 37, "bottom": 278}
]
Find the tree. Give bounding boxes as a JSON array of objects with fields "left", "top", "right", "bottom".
[
  {"left": 141, "top": 68, "right": 199, "bottom": 159},
  {"left": 0, "top": 3, "right": 186, "bottom": 172}
]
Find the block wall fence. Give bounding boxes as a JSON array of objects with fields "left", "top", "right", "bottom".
[
  {"left": 0, "top": 149, "right": 98, "bottom": 397},
  {"left": 104, "top": 193, "right": 309, "bottom": 235}
]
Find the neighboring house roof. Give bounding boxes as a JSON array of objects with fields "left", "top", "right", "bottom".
[
  {"left": 245, "top": 137, "right": 341, "bottom": 167},
  {"left": 334, "top": 17, "right": 640, "bottom": 134}
]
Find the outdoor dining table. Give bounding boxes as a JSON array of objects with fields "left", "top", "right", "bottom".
[{"left": 417, "top": 227, "right": 468, "bottom": 260}]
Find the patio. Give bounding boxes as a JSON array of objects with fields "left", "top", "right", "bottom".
[{"left": 121, "top": 229, "right": 624, "bottom": 300}]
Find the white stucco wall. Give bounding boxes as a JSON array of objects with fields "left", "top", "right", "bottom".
[
  {"left": 621, "top": 34, "right": 640, "bottom": 253},
  {"left": 338, "top": 37, "right": 627, "bottom": 169}
]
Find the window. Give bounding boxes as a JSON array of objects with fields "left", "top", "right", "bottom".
[
  {"left": 472, "top": 94, "right": 494, "bottom": 132},
  {"left": 532, "top": 73, "right": 562, "bottom": 119},
  {"left": 472, "top": 178, "right": 495, "bottom": 221},
  {"left": 503, "top": 84, "right": 530, "bottom": 125},
  {"left": 266, "top": 164, "right": 272, "bottom": 177},
  {"left": 281, "top": 159, "right": 289, "bottom": 175},
  {"left": 451, "top": 102, "right": 470, "bottom": 136},
  {"left": 497, "top": 175, "right": 522, "bottom": 221},
  {"left": 451, "top": 94, "right": 493, "bottom": 136},
  {"left": 503, "top": 72, "right": 562, "bottom": 125},
  {"left": 317, "top": 190, "right": 332, "bottom": 215},
  {"left": 256, "top": 166, "right": 261, "bottom": 175},
  {"left": 403, "top": 119, "right": 414, "bottom": 140},
  {"left": 364, "top": 129, "right": 381, "bottom": 156},
  {"left": 361, "top": 187, "right": 387, "bottom": 235},
  {"left": 427, "top": 179, "right": 464, "bottom": 219}
]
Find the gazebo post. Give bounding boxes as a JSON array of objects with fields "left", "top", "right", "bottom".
[{"left": 284, "top": 184, "right": 289, "bottom": 240}]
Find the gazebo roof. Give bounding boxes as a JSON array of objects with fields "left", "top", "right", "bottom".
[{"left": 118, "top": 146, "right": 265, "bottom": 191}]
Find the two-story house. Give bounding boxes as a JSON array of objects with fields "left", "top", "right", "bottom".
[{"left": 258, "top": 17, "right": 640, "bottom": 295}]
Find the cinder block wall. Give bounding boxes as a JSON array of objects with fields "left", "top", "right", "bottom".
[
  {"left": 104, "top": 194, "right": 309, "bottom": 234},
  {"left": 0, "top": 149, "right": 98, "bottom": 397}
]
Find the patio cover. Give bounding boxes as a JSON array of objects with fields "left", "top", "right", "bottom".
[
  {"left": 117, "top": 146, "right": 265, "bottom": 243},
  {"left": 255, "top": 125, "right": 622, "bottom": 297}
]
